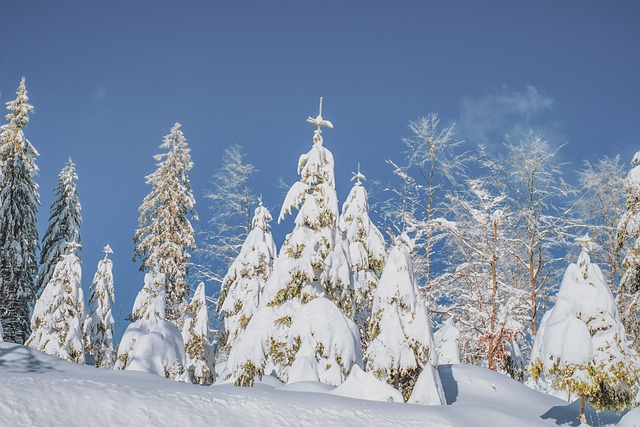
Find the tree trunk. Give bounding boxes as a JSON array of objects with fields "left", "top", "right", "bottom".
[{"left": 579, "top": 395, "right": 588, "bottom": 426}]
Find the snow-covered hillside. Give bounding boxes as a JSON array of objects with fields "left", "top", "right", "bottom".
[{"left": 0, "top": 343, "right": 635, "bottom": 426}]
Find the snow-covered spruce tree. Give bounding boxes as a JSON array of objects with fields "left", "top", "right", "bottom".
[
  {"left": 37, "top": 158, "right": 82, "bottom": 293},
  {"left": 365, "top": 233, "right": 441, "bottom": 402},
  {"left": 530, "top": 236, "right": 639, "bottom": 425},
  {"left": 26, "top": 242, "right": 85, "bottom": 363},
  {"left": 133, "top": 123, "right": 197, "bottom": 327},
  {"left": 578, "top": 156, "right": 626, "bottom": 292},
  {"left": 217, "top": 200, "right": 277, "bottom": 357},
  {"left": 0, "top": 77, "right": 40, "bottom": 344},
  {"left": 225, "top": 99, "right": 360, "bottom": 386},
  {"left": 115, "top": 269, "right": 189, "bottom": 382},
  {"left": 338, "top": 164, "right": 386, "bottom": 353},
  {"left": 85, "top": 244, "right": 115, "bottom": 368},
  {"left": 196, "top": 144, "right": 257, "bottom": 285},
  {"left": 616, "top": 150, "right": 640, "bottom": 352},
  {"left": 181, "top": 282, "right": 214, "bottom": 384}
]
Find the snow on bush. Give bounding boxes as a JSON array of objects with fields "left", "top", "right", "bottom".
[
  {"left": 115, "top": 270, "right": 189, "bottom": 382},
  {"left": 331, "top": 365, "right": 403, "bottom": 403},
  {"left": 27, "top": 244, "right": 85, "bottom": 364},
  {"left": 434, "top": 318, "right": 461, "bottom": 365},
  {"left": 288, "top": 297, "right": 362, "bottom": 386},
  {"left": 530, "top": 236, "right": 639, "bottom": 418},
  {"left": 182, "top": 282, "right": 215, "bottom": 384},
  {"left": 365, "top": 233, "right": 440, "bottom": 401}
]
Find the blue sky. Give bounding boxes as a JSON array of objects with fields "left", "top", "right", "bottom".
[{"left": 1, "top": 1, "right": 638, "bottom": 336}]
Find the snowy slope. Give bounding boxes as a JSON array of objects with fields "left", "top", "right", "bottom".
[{"left": 0, "top": 343, "right": 634, "bottom": 426}]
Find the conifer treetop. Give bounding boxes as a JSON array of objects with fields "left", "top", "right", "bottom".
[
  {"left": 4, "top": 77, "right": 34, "bottom": 129},
  {"left": 351, "top": 163, "right": 366, "bottom": 186},
  {"left": 103, "top": 244, "right": 113, "bottom": 257}
]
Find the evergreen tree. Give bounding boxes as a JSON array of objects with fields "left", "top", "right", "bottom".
[
  {"left": 338, "top": 164, "right": 386, "bottom": 353},
  {"left": 218, "top": 200, "right": 277, "bottom": 356},
  {"left": 26, "top": 242, "right": 85, "bottom": 363},
  {"left": 38, "top": 158, "right": 82, "bottom": 293},
  {"left": 225, "top": 99, "right": 360, "bottom": 386},
  {"left": 616, "top": 150, "right": 640, "bottom": 352},
  {"left": 181, "top": 282, "right": 215, "bottom": 384},
  {"left": 530, "top": 236, "right": 639, "bottom": 424},
  {"left": 0, "top": 77, "right": 40, "bottom": 344},
  {"left": 365, "top": 233, "right": 439, "bottom": 401},
  {"left": 133, "top": 123, "right": 197, "bottom": 327},
  {"left": 86, "top": 244, "right": 115, "bottom": 368}
]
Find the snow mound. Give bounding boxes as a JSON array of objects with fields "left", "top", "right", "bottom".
[
  {"left": 0, "top": 343, "right": 627, "bottom": 427},
  {"left": 115, "top": 319, "right": 188, "bottom": 382},
  {"left": 331, "top": 365, "right": 403, "bottom": 402}
]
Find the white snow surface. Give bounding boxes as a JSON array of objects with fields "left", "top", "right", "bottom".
[{"left": 0, "top": 343, "right": 630, "bottom": 426}]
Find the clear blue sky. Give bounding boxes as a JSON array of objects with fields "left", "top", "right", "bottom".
[{"left": 2, "top": 1, "right": 638, "bottom": 337}]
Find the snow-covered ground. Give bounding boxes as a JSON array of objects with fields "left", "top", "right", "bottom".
[{"left": 0, "top": 342, "right": 636, "bottom": 426}]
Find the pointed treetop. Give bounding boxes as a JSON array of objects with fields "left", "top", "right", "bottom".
[
  {"left": 66, "top": 241, "right": 82, "bottom": 255},
  {"left": 306, "top": 97, "right": 333, "bottom": 146},
  {"left": 351, "top": 162, "right": 366, "bottom": 185},
  {"left": 258, "top": 194, "right": 263, "bottom": 207},
  {"left": 306, "top": 97, "right": 334, "bottom": 130},
  {"left": 5, "top": 76, "right": 34, "bottom": 128},
  {"left": 103, "top": 244, "right": 113, "bottom": 257}
]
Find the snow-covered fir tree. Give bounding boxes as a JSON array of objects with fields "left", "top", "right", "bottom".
[
  {"left": 85, "top": 244, "right": 115, "bottom": 368},
  {"left": 338, "top": 164, "right": 386, "bottom": 353},
  {"left": 530, "top": 236, "right": 639, "bottom": 424},
  {"left": 38, "top": 158, "right": 82, "bottom": 293},
  {"left": 115, "top": 269, "right": 189, "bottom": 382},
  {"left": 133, "top": 123, "right": 197, "bottom": 327},
  {"left": 181, "top": 282, "right": 215, "bottom": 384},
  {"left": 365, "top": 233, "right": 440, "bottom": 402},
  {"left": 0, "top": 77, "right": 40, "bottom": 344},
  {"left": 26, "top": 242, "right": 85, "bottom": 363},
  {"left": 217, "top": 200, "right": 277, "bottom": 356},
  {"left": 616, "top": 149, "right": 640, "bottom": 352},
  {"left": 224, "top": 99, "right": 360, "bottom": 386}
]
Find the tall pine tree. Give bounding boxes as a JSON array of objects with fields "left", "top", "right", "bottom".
[
  {"left": 133, "top": 123, "right": 197, "bottom": 327},
  {"left": 225, "top": 99, "right": 360, "bottom": 386},
  {"left": 86, "top": 244, "right": 116, "bottom": 368},
  {"left": 38, "top": 158, "right": 82, "bottom": 293},
  {"left": 0, "top": 77, "right": 40, "bottom": 344},
  {"left": 339, "top": 164, "right": 386, "bottom": 354}
]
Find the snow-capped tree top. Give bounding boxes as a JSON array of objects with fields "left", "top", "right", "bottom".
[
  {"left": 251, "top": 200, "right": 273, "bottom": 232},
  {"left": 351, "top": 163, "right": 366, "bottom": 186},
  {"left": 278, "top": 100, "right": 338, "bottom": 225},
  {"left": 574, "top": 233, "right": 595, "bottom": 255},
  {"left": 306, "top": 97, "right": 333, "bottom": 130},
  {"left": 103, "top": 244, "right": 113, "bottom": 256},
  {"left": 66, "top": 240, "right": 81, "bottom": 254},
  {"left": 4, "top": 77, "right": 34, "bottom": 128}
]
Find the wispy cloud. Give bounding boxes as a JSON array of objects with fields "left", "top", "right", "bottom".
[
  {"left": 457, "top": 85, "right": 563, "bottom": 149},
  {"left": 90, "top": 87, "right": 107, "bottom": 102}
]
